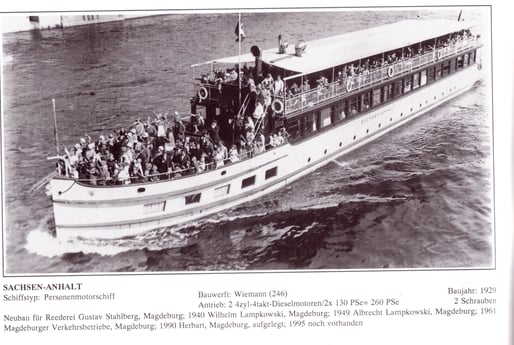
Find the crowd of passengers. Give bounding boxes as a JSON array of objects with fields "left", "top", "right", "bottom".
[
  {"left": 200, "top": 30, "right": 474, "bottom": 101},
  {"left": 58, "top": 112, "right": 290, "bottom": 185}
]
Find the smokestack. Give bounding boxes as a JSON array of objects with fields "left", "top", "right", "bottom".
[
  {"left": 278, "top": 35, "right": 288, "bottom": 54},
  {"left": 251, "top": 45, "right": 262, "bottom": 80}
]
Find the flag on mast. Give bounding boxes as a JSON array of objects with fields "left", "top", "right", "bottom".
[{"left": 235, "top": 20, "right": 245, "bottom": 42}]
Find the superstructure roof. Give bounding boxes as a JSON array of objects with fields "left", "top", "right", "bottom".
[{"left": 192, "top": 19, "right": 472, "bottom": 75}]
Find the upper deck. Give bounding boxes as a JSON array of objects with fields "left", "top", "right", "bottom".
[
  {"left": 192, "top": 18, "right": 480, "bottom": 117},
  {"left": 193, "top": 19, "right": 473, "bottom": 74},
  {"left": 283, "top": 34, "right": 480, "bottom": 115}
]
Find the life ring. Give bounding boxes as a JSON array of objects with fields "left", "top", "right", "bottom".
[
  {"left": 198, "top": 86, "right": 208, "bottom": 101},
  {"left": 346, "top": 78, "right": 353, "bottom": 93},
  {"left": 437, "top": 49, "right": 444, "bottom": 60},
  {"left": 271, "top": 99, "right": 284, "bottom": 114},
  {"left": 387, "top": 66, "right": 394, "bottom": 78}
]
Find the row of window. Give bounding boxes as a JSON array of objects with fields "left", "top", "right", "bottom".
[
  {"left": 285, "top": 49, "right": 477, "bottom": 141},
  {"left": 182, "top": 166, "right": 278, "bottom": 206},
  {"left": 142, "top": 166, "right": 279, "bottom": 213},
  {"left": 184, "top": 167, "right": 278, "bottom": 205},
  {"left": 82, "top": 15, "right": 101, "bottom": 21}
]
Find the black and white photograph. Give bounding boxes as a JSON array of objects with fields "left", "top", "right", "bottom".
[
  {"left": 2, "top": 7, "right": 493, "bottom": 274},
  {"left": 1, "top": 2, "right": 512, "bottom": 344}
]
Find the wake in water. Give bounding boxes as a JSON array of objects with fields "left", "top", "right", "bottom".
[
  {"left": 24, "top": 215, "right": 193, "bottom": 257},
  {"left": 25, "top": 218, "right": 132, "bottom": 257}
]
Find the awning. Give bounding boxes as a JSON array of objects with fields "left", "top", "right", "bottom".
[{"left": 191, "top": 19, "right": 473, "bottom": 75}]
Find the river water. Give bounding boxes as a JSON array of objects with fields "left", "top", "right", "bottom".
[{"left": 2, "top": 9, "right": 492, "bottom": 273}]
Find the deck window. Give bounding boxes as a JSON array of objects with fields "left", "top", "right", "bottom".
[
  {"left": 420, "top": 70, "right": 427, "bottom": 86},
  {"left": 144, "top": 201, "right": 166, "bottom": 214},
  {"left": 372, "top": 88, "right": 382, "bottom": 107},
  {"left": 450, "top": 58, "right": 457, "bottom": 74},
  {"left": 442, "top": 60, "right": 451, "bottom": 77},
  {"left": 383, "top": 83, "right": 393, "bottom": 102},
  {"left": 427, "top": 67, "right": 435, "bottom": 83},
  {"left": 470, "top": 50, "right": 476, "bottom": 64},
  {"left": 403, "top": 76, "right": 412, "bottom": 93},
  {"left": 303, "top": 113, "right": 317, "bottom": 135},
  {"left": 464, "top": 53, "right": 470, "bottom": 66},
  {"left": 214, "top": 184, "right": 230, "bottom": 198},
  {"left": 185, "top": 193, "right": 201, "bottom": 205},
  {"left": 286, "top": 119, "right": 301, "bottom": 141},
  {"left": 334, "top": 100, "right": 347, "bottom": 122},
  {"left": 265, "top": 167, "right": 278, "bottom": 180},
  {"left": 241, "top": 176, "right": 256, "bottom": 188},
  {"left": 393, "top": 80, "right": 403, "bottom": 98},
  {"left": 320, "top": 107, "right": 332, "bottom": 128},
  {"left": 361, "top": 91, "right": 371, "bottom": 111},
  {"left": 348, "top": 95, "right": 360, "bottom": 116},
  {"left": 456, "top": 55, "right": 464, "bottom": 69},
  {"left": 412, "top": 72, "right": 420, "bottom": 89},
  {"left": 435, "top": 64, "right": 442, "bottom": 80}
]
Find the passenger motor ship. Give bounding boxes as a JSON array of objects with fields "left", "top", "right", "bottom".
[{"left": 49, "top": 18, "right": 483, "bottom": 239}]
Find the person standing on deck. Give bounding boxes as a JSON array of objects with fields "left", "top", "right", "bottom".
[
  {"left": 145, "top": 116, "right": 157, "bottom": 138},
  {"left": 273, "top": 75, "right": 284, "bottom": 96},
  {"left": 173, "top": 111, "right": 186, "bottom": 142},
  {"left": 209, "top": 121, "right": 221, "bottom": 146},
  {"left": 253, "top": 101, "right": 264, "bottom": 121},
  {"left": 134, "top": 118, "right": 145, "bottom": 137}
]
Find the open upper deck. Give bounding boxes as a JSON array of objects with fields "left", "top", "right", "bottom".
[{"left": 192, "top": 19, "right": 473, "bottom": 75}]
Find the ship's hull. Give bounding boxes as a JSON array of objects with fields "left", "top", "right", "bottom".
[{"left": 50, "top": 64, "right": 482, "bottom": 239}]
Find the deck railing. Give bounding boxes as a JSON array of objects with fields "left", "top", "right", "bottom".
[
  {"left": 282, "top": 36, "right": 479, "bottom": 114},
  {"left": 64, "top": 139, "right": 288, "bottom": 187},
  {"left": 191, "top": 36, "right": 478, "bottom": 115}
]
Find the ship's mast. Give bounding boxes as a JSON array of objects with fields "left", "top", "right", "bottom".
[
  {"left": 238, "top": 12, "right": 242, "bottom": 106},
  {"left": 52, "top": 98, "right": 59, "bottom": 156}
]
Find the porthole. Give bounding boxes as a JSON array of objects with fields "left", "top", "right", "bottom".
[
  {"left": 410, "top": 107, "right": 413, "bottom": 112},
  {"left": 339, "top": 142, "right": 342, "bottom": 147},
  {"left": 324, "top": 149, "right": 327, "bottom": 154},
  {"left": 353, "top": 135, "right": 356, "bottom": 140},
  {"left": 308, "top": 157, "right": 311, "bottom": 163},
  {"left": 434, "top": 96, "right": 437, "bottom": 100},
  {"left": 137, "top": 187, "right": 146, "bottom": 193},
  {"left": 425, "top": 100, "right": 428, "bottom": 104},
  {"left": 378, "top": 123, "right": 381, "bottom": 128},
  {"left": 400, "top": 113, "right": 403, "bottom": 117},
  {"left": 366, "top": 129, "right": 369, "bottom": 134},
  {"left": 419, "top": 103, "right": 422, "bottom": 108},
  {"left": 390, "top": 117, "right": 393, "bottom": 122},
  {"left": 221, "top": 170, "right": 227, "bottom": 176}
]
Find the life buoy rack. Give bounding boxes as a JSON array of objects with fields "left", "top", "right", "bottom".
[
  {"left": 437, "top": 49, "right": 444, "bottom": 60},
  {"left": 387, "top": 66, "right": 394, "bottom": 78},
  {"left": 198, "top": 86, "right": 208, "bottom": 101},
  {"left": 271, "top": 99, "right": 284, "bottom": 114}
]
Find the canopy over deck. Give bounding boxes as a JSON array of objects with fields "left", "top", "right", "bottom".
[{"left": 191, "top": 19, "right": 472, "bottom": 75}]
